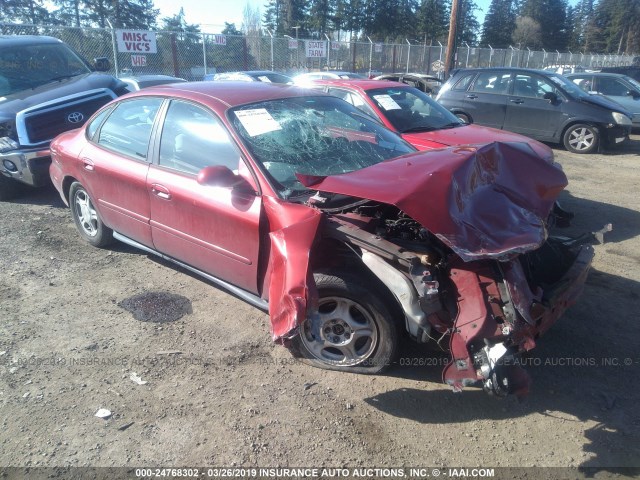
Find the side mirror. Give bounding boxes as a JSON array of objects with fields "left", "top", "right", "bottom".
[
  {"left": 197, "top": 165, "right": 247, "bottom": 189},
  {"left": 627, "top": 90, "right": 640, "bottom": 99},
  {"left": 543, "top": 92, "right": 558, "bottom": 103},
  {"left": 94, "top": 57, "right": 111, "bottom": 72}
]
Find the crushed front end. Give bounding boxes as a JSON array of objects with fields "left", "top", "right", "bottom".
[
  {"left": 291, "top": 142, "right": 597, "bottom": 397},
  {"left": 442, "top": 238, "right": 594, "bottom": 397}
]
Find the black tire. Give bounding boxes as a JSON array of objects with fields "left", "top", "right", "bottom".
[
  {"left": 563, "top": 123, "right": 599, "bottom": 154},
  {"left": 455, "top": 112, "right": 471, "bottom": 124},
  {"left": 0, "top": 174, "right": 24, "bottom": 201},
  {"left": 291, "top": 271, "right": 399, "bottom": 374},
  {"left": 69, "top": 182, "right": 113, "bottom": 247}
]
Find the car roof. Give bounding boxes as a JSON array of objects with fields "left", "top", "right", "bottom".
[
  {"left": 566, "top": 72, "right": 629, "bottom": 78},
  {"left": 136, "top": 81, "right": 328, "bottom": 107},
  {"left": 306, "top": 78, "right": 410, "bottom": 90},
  {"left": 122, "top": 75, "right": 185, "bottom": 82},
  {"left": 452, "top": 67, "right": 554, "bottom": 75},
  {"left": 0, "top": 35, "right": 63, "bottom": 47}
]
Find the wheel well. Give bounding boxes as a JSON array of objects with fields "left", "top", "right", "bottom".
[
  {"left": 61, "top": 176, "right": 78, "bottom": 204},
  {"left": 452, "top": 110, "right": 472, "bottom": 122},
  {"left": 561, "top": 121, "right": 599, "bottom": 139},
  {"left": 310, "top": 238, "right": 406, "bottom": 330}
]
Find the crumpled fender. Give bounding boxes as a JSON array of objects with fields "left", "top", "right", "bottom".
[
  {"left": 263, "top": 196, "right": 322, "bottom": 342},
  {"left": 298, "top": 142, "right": 567, "bottom": 261}
]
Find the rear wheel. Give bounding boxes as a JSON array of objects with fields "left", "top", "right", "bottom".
[
  {"left": 291, "top": 271, "right": 399, "bottom": 374},
  {"left": 455, "top": 112, "right": 471, "bottom": 124},
  {"left": 563, "top": 123, "right": 599, "bottom": 154},
  {"left": 69, "top": 182, "right": 113, "bottom": 247}
]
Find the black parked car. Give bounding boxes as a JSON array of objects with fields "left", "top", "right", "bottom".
[
  {"left": 0, "top": 35, "right": 127, "bottom": 199},
  {"left": 436, "top": 68, "right": 633, "bottom": 153}
]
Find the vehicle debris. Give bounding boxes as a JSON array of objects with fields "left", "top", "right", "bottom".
[
  {"left": 95, "top": 408, "right": 112, "bottom": 419},
  {"left": 129, "top": 372, "right": 147, "bottom": 385}
]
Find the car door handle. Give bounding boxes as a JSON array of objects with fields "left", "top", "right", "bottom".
[
  {"left": 510, "top": 99, "right": 524, "bottom": 104},
  {"left": 466, "top": 94, "right": 478, "bottom": 99},
  {"left": 151, "top": 184, "right": 172, "bottom": 200},
  {"left": 82, "top": 158, "right": 94, "bottom": 171}
]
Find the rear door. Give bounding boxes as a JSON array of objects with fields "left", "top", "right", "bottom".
[
  {"left": 504, "top": 73, "right": 564, "bottom": 140},
  {"left": 146, "top": 99, "right": 262, "bottom": 294},
  {"left": 81, "top": 97, "right": 164, "bottom": 247},
  {"left": 463, "top": 71, "right": 511, "bottom": 128}
]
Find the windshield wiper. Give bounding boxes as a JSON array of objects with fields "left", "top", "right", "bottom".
[
  {"left": 400, "top": 125, "right": 437, "bottom": 133},
  {"left": 438, "top": 122, "right": 464, "bottom": 129},
  {"left": 44, "top": 73, "right": 81, "bottom": 84}
]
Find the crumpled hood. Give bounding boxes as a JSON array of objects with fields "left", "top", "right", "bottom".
[
  {"left": 298, "top": 141, "right": 567, "bottom": 261},
  {"left": 402, "top": 124, "right": 554, "bottom": 161}
]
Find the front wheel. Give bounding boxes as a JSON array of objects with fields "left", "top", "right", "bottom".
[
  {"left": 563, "top": 124, "right": 599, "bottom": 154},
  {"left": 291, "top": 271, "right": 399, "bottom": 374},
  {"left": 69, "top": 182, "right": 113, "bottom": 247}
]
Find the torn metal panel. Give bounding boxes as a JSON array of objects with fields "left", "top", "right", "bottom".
[
  {"left": 298, "top": 142, "right": 567, "bottom": 261},
  {"left": 263, "top": 196, "right": 322, "bottom": 341}
]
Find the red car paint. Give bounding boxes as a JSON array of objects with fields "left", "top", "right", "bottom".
[
  {"left": 298, "top": 142, "right": 566, "bottom": 261},
  {"left": 50, "top": 82, "right": 593, "bottom": 396},
  {"left": 307, "top": 79, "right": 554, "bottom": 160}
]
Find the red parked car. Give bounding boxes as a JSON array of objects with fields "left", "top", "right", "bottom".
[
  {"left": 50, "top": 82, "right": 594, "bottom": 397},
  {"left": 305, "top": 79, "right": 554, "bottom": 160}
]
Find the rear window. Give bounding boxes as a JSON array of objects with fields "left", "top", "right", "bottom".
[{"left": 451, "top": 73, "right": 474, "bottom": 91}]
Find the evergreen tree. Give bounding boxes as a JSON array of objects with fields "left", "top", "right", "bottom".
[
  {"left": 50, "top": 0, "right": 87, "bottom": 27},
  {"left": 481, "top": 0, "right": 517, "bottom": 48},
  {"left": 1, "top": 0, "right": 50, "bottom": 24},
  {"left": 308, "top": 0, "right": 333, "bottom": 36},
  {"left": 520, "top": 0, "right": 569, "bottom": 50},
  {"left": 84, "top": 0, "right": 158, "bottom": 29},
  {"left": 416, "top": 0, "right": 449, "bottom": 44},
  {"left": 457, "top": 0, "right": 481, "bottom": 46}
]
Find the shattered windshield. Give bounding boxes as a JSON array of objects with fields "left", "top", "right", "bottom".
[
  {"left": 229, "top": 96, "right": 415, "bottom": 198},
  {"left": 0, "top": 43, "right": 91, "bottom": 96},
  {"left": 366, "top": 86, "right": 462, "bottom": 133}
]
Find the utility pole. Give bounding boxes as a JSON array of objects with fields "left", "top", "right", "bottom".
[{"left": 444, "top": 0, "right": 460, "bottom": 78}]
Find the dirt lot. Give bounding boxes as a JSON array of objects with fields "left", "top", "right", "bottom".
[{"left": 1, "top": 135, "right": 639, "bottom": 477}]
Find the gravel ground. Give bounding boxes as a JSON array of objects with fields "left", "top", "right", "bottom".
[{"left": 1, "top": 135, "right": 639, "bottom": 478}]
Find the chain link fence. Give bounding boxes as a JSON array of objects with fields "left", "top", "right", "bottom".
[{"left": 1, "top": 22, "right": 637, "bottom": 80}]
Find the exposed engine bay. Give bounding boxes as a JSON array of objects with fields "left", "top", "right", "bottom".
[{"left": 305, "top": 190, "right": 596, "bottom": 397}]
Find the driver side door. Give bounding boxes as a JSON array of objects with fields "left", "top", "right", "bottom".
[{"left": 147, "top": 99, "right": 262, "bottom": 294}]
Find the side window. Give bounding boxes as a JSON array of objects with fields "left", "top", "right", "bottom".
[
  {"left": 86, "top": 106, "right": 114, "bottom": 141},
  {"left": 328, "top": 88, "right": 377, "bottom": 119},
  {"left": 470, "top": 72, "right": 511, "bottom": 94},
  {"left": 570, "top": 76, "right": 593, "bottom": 92},
  {"left": 159, "top": 100, "right": 240, "bottom": 175},
  {"left": 452, "top": 73, "right": 474, "bottom": 91},
  {"left": 97, "top": 98, "right": 162, "bottom": 160},
  {"left": 596, "top": 77, "right": 629, "bottom": 96},
  {"left": 513, "top": 74, "right": 561, "bottom": 98}
]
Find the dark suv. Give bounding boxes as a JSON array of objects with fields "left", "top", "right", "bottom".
[
  {"left": 436, "top": 68, "right": 633, "bottom": 154},
  {"left": 0, "top": 35, "right": 128, "bottom": 199}
]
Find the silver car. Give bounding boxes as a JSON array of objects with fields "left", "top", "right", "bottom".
[{"left": 566, "top": 72, "right": 640, "bottom": 127}]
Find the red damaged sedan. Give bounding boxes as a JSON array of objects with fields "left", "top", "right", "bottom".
[{"left": 50, "top": 82, "right": 594, "bottom": 397}]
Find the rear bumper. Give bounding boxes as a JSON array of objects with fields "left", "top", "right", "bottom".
[{"left": 0, "top": 148, "right": 51, "bottom": 187}]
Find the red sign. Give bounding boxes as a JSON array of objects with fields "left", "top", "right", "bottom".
[{"left": 131, "top": 55, "right": 147, "bottom": 67}]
